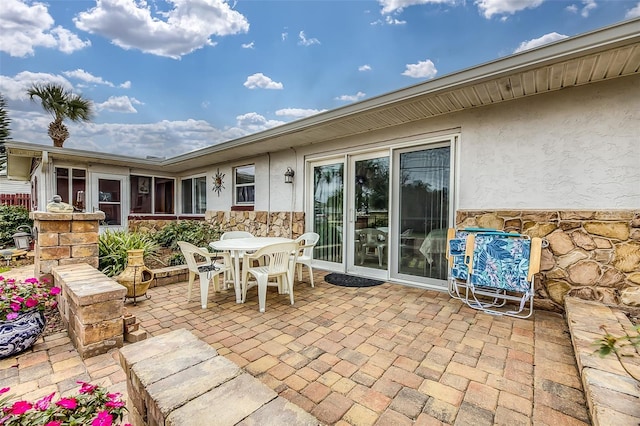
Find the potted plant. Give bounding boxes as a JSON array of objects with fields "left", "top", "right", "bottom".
[
  {"left": 0, "top": 381, "right": 130, "bottom": 425},
  {"left": 0, "top": 276, "right": 61, "bottom": 359}
]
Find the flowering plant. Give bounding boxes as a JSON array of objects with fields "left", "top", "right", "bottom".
[
  {"left": 0, "top": 276, "right": 60, "bottom": 322},
  {"left": 0, "top": 382, "right": 130, "bottom": 426}
]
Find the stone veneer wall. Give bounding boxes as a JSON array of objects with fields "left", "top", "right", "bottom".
[
  {"left": 30, "top": 211, "right": 105, "bottom": 276},
  {"left": 456, "top": 210, "right": 640, "bottom": 312},
  {"left": 129, "top": 211, "right": 305, "bottom": 239}
]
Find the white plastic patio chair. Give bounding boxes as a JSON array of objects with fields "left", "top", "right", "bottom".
[
  {"left": 294, "top": 232, "right": 320, "bottom": 287},
  {"left": 241, "top": 241, "right": 299, "bottom": 312},
  {"left": 178, "top": 241, "right": 233, "bottom": 309},
  {"left": 357, "top": 228, "right": 387, "bottom": 266}
]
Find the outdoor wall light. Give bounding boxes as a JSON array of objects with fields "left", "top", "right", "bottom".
[{"left": 284, "top": 167, "right": 295, "bottom": 184}]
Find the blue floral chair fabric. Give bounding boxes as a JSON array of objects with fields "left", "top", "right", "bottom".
[
  {"left": 468, "top": 234, "right": 531, "bottom": 292},
  {"left": 462, "top": 232, "right": 542, "bottom": 319}
]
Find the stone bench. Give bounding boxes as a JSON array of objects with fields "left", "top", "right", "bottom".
[
  {"left": 119, "top": 328, "right": 319, "bottom": 426},
  {"left": 52, "top": 263, "right": 126, "bottom": 359},
  {"left": 150, "top": 265, "right": 189, "bottom": 287},
  {"left": 565, "top": 297, "right": 640, "bottom": 425}
]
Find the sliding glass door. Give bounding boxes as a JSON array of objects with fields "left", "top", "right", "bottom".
[
  {"left": 392, "top": 144, "right": 451, "bottom": 284},
  {"left": 307, "top": 137, "right": 454, "bottom": 287},
  {"left": 312, "top": 161, "right": 344, "bottom": 267}
]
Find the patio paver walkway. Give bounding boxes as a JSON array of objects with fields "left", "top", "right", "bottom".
[{"left": 1, "top": 266, "right": 590, "bottom": 425}]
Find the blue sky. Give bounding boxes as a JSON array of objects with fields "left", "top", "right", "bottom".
[{"left": 1, "top": 0, "right": 639, "bottom": 159}]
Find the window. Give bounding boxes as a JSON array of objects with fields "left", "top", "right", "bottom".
[
  {"left": 55, "top": 167, "right": 86, "bottom": 211},
  {"left": 130, "top": 175, "right": 175, "bottom": 214},
  {"left": 234, "top": 165, "right": 255, "bottom": 205},
  {"left": 181, "top": 176, "right": 207, "bottom": 214}
]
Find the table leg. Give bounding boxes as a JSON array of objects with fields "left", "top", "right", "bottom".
[{"left": 234, "top": 252, "right": 242, "bottom": 303}]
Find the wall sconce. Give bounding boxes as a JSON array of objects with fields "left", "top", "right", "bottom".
[{"left": 284, "top": 167, "right": 295, "bottom": 184}]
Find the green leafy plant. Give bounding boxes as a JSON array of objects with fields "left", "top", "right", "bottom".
[
  {"left": 0, "top": 382, "right": 129, "bottom": 425},
  {"left": 0, "top": 205, "right": 32, "bottom": 248},
  {"left": 98, "top": 230, "right": 160, "bottom": 277},
  {"left": 151, "top": 220, "right": 220, "bottom": 265},
  {"left": 594, "top": 324, "right": 640, "bottom": 382}
]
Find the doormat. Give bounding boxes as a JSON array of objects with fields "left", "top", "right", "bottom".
[{"left": 324, "top": 273, "right": 384, "bottom": 288}]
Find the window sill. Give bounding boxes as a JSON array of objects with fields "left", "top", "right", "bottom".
[{"left": 231, "top": 205, "right": 254, "bottom": 211}]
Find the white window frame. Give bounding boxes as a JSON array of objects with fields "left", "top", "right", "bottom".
[
  {"left": 181, "top": 175, "right": 207, "bottom": 215},
  {"left": 234, "top": 164, "right": 255, "bottom": 206}
]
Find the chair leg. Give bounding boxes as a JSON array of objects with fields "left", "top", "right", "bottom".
[
  {"left": 308, "top": 265, "right": 314, "bottom": 287},
  {"left": 198, "top": 272, "right": 210, "bottom": 309},
  {"left": 257, "top": 276, "right": 268, "bottom": 313},
  {"left": 287, "top": 271, "right": 295, "bottom": 305},
  {"left": 297, "top": 264, "right": 302, "bottom": 281},
  {"left": 187, "top": 271, "right": 195, "bottom": 301}
]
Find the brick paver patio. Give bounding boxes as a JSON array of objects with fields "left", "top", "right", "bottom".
[{"left": 1, "top": 267, "right": 590, "bottom": 425}]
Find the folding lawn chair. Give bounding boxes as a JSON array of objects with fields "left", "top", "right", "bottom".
[
  {"left": 462, "top": 232, "right": 542, "bottom": 318},
  {"left": 446, "top": 228, "right": 507, "bottom": 308}
]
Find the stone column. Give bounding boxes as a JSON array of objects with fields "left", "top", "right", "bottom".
[{"left": 30, "top": 211, "right": 105, "bottom": 276}]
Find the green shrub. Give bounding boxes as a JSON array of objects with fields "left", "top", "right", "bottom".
[
  {"left": 98, "top": 230, "right": 160, "bottom": 277},
  {"left": 0, "top": 205, "right": 32, "bottom": 248},
  {"left": 151, "top": 220, "right": 220, "bottom": 265}
]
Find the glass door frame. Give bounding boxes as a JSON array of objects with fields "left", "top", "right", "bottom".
[
  {"left": 90, "top": 172, "right": 128, "bottom": 232},
  {"left": 389, "top": 137, "right": 457, "bottom": 289},
  {"left": 306, "top": 157, "right": 347, "bottom": 273},
  {"left": 346, "top": 150, "right": 390, "bottom": 280}
]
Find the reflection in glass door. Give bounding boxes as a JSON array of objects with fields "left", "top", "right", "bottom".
[
  {"left": 312, "top": 163, "right": 344, "bottom": 264},
  {"left": 349, "top": 154, "right": 389, "bottom": 276},
  {"left": 396, "top": 146, "right": 450, "bottom": 281}
]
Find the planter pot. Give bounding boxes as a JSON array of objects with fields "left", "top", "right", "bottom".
[
  {"left": 115, "top": 249, "right": 154, "bottom": 298},
  {"left": 0, "top": 310, "right": 46, "bottom": 359}
]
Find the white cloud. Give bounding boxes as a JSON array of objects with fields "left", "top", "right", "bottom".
[
  {"left": 282, "top": 32, "right": 288, "bottom": 41},
  {"left": 0, "top": 71, "right": 74, "bottom": 101},
  {"left": 514, "top": 32, "right": 568, "bottom": 53},
  {"left": 475, "top": 0, "right": 545, "bottom": 19},
  {"left": 335, "top": 92, "right": 366, "bottom": 102},
  {"left": 73, "top": 0, "right": 249, "bottom": 59},
  {"left": 235, "top": 112, "right": 286, "bottom": 133},
  {"left": 63, "top": 69, "right": 115, "bottom": 87},
  {"left": 120, "top": 81, "right": 132, "bottom": 89},
  {"left": 275, "top": 108, "right": 326, "bottom": 118},
  {"left": 359, "top": 65, "right": 372, "bottom": 72},
  {"left": 243, "top": 73, "right": 283, "bottom": 90},
  {"left": 378, "top": 0, "right": 454, "bottom": 15},
  {"left": 95, "top": 96, "right": 144, "bottom": 113},
  {"left": 402, "top": 60, "right": 437, "bottom": 79},
  {"left": 0, "top": 0, "right": 90, "bottom": 57},
  {"left": 626, "top": 2, "right": 640, "bottom": 18},
  {"left": 242, "top": 41, "right": 255, "bottom": 49},
  {"left": 579, "top": 0, "right": 597, "bottom": 17},
  {"left": 298, "top": 31, "right": 320, "bottom": 46},
  {"left": 566, "top": 4, "right": 578, "bottom": 13}
]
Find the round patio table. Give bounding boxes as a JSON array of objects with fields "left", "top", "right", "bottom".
[{"left": 210, "top": 237, "right": 293, "bottom": 303}]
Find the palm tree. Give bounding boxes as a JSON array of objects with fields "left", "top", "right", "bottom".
[
  {"left": 27, "top": 83, "right": 93, "bottom": 147},
  {"left": 0, "top": 93, "right": 10, "bottom": 171}
]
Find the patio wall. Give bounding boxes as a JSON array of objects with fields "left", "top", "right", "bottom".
[
  {"left": 456, "top": 209, "right": 640, "bottom": 312},
  {"left": 129, "top": 210, "right": 305, "bottom": 239}
]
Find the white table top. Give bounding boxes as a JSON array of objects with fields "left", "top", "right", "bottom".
[{"left": 210, "top": 237, "right": 293, "bottom": 251}]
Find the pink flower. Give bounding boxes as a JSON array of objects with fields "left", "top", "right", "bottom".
[
  {"left": 9, "top": 302, "right": 21, "bottom": 312},
  {"left": 55, "top": 397, "right": 77, "bottom": 410},
  {"left": 105, "top": 400, "right": 125, "bottom": 408},
  {"left": 34, "top": 392, "right": 55, "bottom": 410},
  {"left": 78, "top": 381, "right": 98, "bottom": 394},
  {"left": 6, "top": 312, "right": 18, "bottom": 321},
  {"left": 24, "top": 278, "right": 38, "bottom": 284},
  {"left": 91, "top": 410, "right": 113, "bottom": 426},
  {"left": 25, "top": 297, "right": 38, "bottom": 308},
  {"left": 44, "top": 422, "right": 62, "bottom": 426},
  {"left": 10, "top": 401, "right": 33, "bottom": 415},
  {"left": 0, "top": 388, "right": 9, "bottom": 395},
  {"left": 50, "top": 287, "right": 61, "bottom": 295}
]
